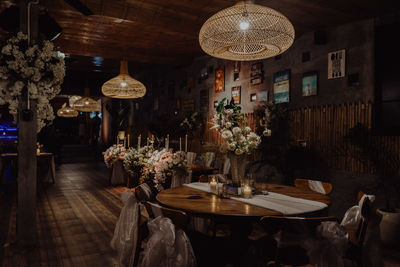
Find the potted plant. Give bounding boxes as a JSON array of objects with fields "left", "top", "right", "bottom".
[{"left": 345, "top": 123, "right": 400, "bottom": 247}]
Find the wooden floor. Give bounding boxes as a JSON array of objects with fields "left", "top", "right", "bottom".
[{"left": 0, "top": 162, "right": 127, "bottom": 267}]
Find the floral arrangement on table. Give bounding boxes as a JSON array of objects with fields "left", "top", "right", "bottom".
[
  {"left": 123, "top": 145, "right": 156, "bottom": 179},
  {"left": 212, "top": 98, "right": 261, "bottom": 155},
  {"left": 103, "top": 144, "right": 126, "bottom": 168},
  {"left": 0, "top": 32, "right": 65, "bottom": 132},
  {"left": 154, "top": 150, "right": 187, "bottom": 183}
]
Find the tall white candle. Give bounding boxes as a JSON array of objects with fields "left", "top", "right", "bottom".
[
  {"left": 165, "top": 138, "right": 169, "bottom": 150},
  {"left": 137, "top": 135, "right": 141, "bottom": 150},
  {"left": 179, "top": 137, "right": 182, "bottom": 151},
  {"left": 147, "top": 137, "right": 149, "bottom": 146},
  {"left": 124, "top": 138, "right": 126, "bottom": 148},
  {"left": 167, "top": 134, "right": 170, "bottom": 150},
  {"left": 185, "top": 134, "right": 188, "bottom": 152}
]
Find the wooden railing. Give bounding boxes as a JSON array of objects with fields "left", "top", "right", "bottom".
[{"left": 202, "top": 101, "right": 400, "bottom": 175}]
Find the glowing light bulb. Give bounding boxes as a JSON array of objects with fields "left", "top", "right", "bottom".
[
  {"left": 120, "top": 82, "right": 127, "bottom": 87},
  {"left": 239, "top": 21, "right": 249, "bottom": 30},
  {"left": 85, "top": 101, "right": 89, "bottom": 105}
]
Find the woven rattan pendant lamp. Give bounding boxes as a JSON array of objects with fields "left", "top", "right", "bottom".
[
  {"left": 101, "top": 60, "right": 146, "bottom": 99},
  {"left": 73, "top": 97, "right": 101, "bottom": 112},
  {"left": 199, "top": 1, "right": 295, "bottom": 61},
  {"left": 57, "top": 103, "right": 78, "bottom": 118}
]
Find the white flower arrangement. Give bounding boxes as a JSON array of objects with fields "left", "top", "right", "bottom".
[
  {"left": 154, "top": 150, "right": 187, "bottom": 183},
  {"left": 103, "top": 144, "right": 126, "bottom": 168},
  {"left": 0, "top": 32, "right": 65, "bottom": 132},
  {"left": 123, "top": 145, "right": 156, "bottom": 178},
  {"left": 212, "top": 99, "right": 261, "bottom": 155}
]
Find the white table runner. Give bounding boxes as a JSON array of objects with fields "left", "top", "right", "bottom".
[{"left": 184, "top": 182, "right": 327, "bottom": 215}]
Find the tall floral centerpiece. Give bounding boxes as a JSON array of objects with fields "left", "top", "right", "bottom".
[
  {"left": 212, "top": 99, "right": 261, "bottom": 186},
  {"left": 103, "top": 144, "right": 126, "bottom": 168},
  {"left": 0, "top": 32, "right": 65, "bottom": 132},
  {"left": 123, "top": 145, "right": 156, "bottom": 184}
]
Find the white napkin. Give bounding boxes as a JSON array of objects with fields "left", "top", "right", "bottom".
[
  {"left": 184, "top": 183, "right": 327, "bottom": 215},
  {"left": 308, "top": 180, "right": 326, "bottom": 194}
]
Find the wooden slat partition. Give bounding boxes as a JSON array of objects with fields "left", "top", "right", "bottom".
[{"left": 202, "top": 101, "right": 400, "bottom": 175}]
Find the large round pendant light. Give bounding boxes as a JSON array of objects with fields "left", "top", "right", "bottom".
[
  {"left": 73, "top": 97, "right": 101, "bottom": 112},
  {"left": 101, "top": 60, "right": 146, "bottom": 99},
  {"left": 57, "top": 104, "right": 78, "bottom": 118},
  {"left": 199, "top": 1, "right": 295, "bottom": 61}
]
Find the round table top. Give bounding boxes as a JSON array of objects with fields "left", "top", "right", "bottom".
[{"left": 156, "top": 183, "right": 331, "bottom": 219}]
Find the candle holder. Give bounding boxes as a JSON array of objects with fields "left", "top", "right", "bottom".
[
  {"left": 241, "top": 179, "right": 253, "bottom": 198},
  {"left": 209, "top": 175, "right": 218, "bottom": 194}
]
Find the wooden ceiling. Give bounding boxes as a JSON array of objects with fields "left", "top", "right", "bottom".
[{"left": 4, "top": 0, "right": 399, "bottom": 71}]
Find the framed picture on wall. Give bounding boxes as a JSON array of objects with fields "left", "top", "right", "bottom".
[
  {"left": 273, "top": 69, "right": 290, "bottom": 104},
  {"left": 215, "top": 66, "right": 225, "bottom": 93},
  {"left": 328, "top": 49, "right": 345, "bottom": 79},
  {"left": 231, "top": 86, "right": 241, "bottom": 104},
  {"left": 257, "top": 90, "right": 268, "bottom": 102},
  {"left": 302, "top": 72, "right": 318, "bottom": 96},
  {"left": 250, "top": 93, "right": 257, "bottom": 102}
]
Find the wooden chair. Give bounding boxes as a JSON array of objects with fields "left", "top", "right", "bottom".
[
  {"left": 294, "top": 178, "right": 333, "bottom": 195},
  {"left": 144, "top": 201, "right": 189, "bottom": 230},
  {"left": 260, "top": 215, "right": 338, "bottom": 266}
]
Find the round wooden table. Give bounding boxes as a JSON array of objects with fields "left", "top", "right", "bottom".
[{"left": 156, "top": 183, "right": 330, "bottom": 219}]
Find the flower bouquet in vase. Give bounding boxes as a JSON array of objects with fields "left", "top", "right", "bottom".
[{"left": 212, "top": 98, "right": 261, "bottom": 188}]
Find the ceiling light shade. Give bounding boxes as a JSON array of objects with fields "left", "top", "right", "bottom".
[
  {"left": 101, "top": 60, "right": 146, "bottom": 99},
  {"left": 69, "top": 95, "right": 82, "bottom": 107},
  {"left": 57, "top": 104, "right": 78, "bottom": 118},
  {"left": 199, "top": 1, "right": 295, "bottom": 61},
  {"left": 73, "top": 97, "right": 101, "bottom": 112}
]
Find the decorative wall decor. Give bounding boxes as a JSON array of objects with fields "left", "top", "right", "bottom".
[
  {"left": 215, "top": 66, "right": 225, "bottom": 92},
  {"left": 273, "top": 69, "right": 290, "bottom": 104},
  {"left": 250, "top": 62, "right": 264, "bottom": 85},
  {"left": 182, "top": 99, "right": 195, "bottom": 113},
  {"left": 257, "top": 90, "right": 269, "bottom": 102},
  {"left": 328, "top": 49, "right": 346, "bottom": 79},
  {"left": 231, "top": 86, "right": 241, "bottom": 104},
  {"left": 250, "top": 93, "right": 257, "bottom": 102},
  {"left": 200, "top": 89, "right": 209, "bottom": 112},
  {"left": 233, "top": 61, "right": 241, "bottom": 81},
  {"left": 302, "top": 72, "right": 318, "bottom": 96}
]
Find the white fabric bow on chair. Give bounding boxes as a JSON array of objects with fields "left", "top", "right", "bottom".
[
  {"left": 110, "top": 189, "right": 141, "bottom": 267},
  {"left": 140, "top": 216, "right": 196, "bottom": 267}
]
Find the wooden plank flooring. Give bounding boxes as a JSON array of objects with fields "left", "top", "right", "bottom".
[{"left": 1, "top": 162, "right": 128, "bottom": 267}]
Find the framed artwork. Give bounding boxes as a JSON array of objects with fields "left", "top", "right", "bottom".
[
  {"left": 215, "top": 66, "right": 225, "bottom": 93},
  {"left": 257, "top": 90, "right": 268, "bottom": 102},
  {"left": 182, "top": 99, "right": 195, "bottom": 113},
  {"left": 302, "top": 72, "right": 318, "bottom": 96},
  {"left": 231, "top": 86, "right": 241, "bottom": 104},
  {"left": 251, "top": 77, "right": 263, "bottom": 85},
  {"left": 250, "top": 93, "right": 257, "bottom": 102},
  {"left": 328, "top": 49, "right": 345, "bottom": 79},
  {"left": 273, "top": 69, "right": 290, "bottom": 104},
  {"left": 251, "top": 62, "right": 263, "bottom": 77},
  {"left": 200, "top": 89, "right": 208, "bottom": 112}
]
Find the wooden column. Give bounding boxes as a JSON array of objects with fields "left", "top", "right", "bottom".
[{"left": 17, "top": 0, "right": 39, "bottom": 246}]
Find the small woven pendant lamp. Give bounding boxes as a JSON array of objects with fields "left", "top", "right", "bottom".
[
  {"left": 73, "top": 97, "right": 101, "bottom": 112},
  {"left": 101, "top": 60, "right": 146, "bottom": 99},
  {"left": 57, "top": 103, "right": 78, "bottom": 118},
  {"left": 199, "top": 1, "right": 295, "bottom": 61}
]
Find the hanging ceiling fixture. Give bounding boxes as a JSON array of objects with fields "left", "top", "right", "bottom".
[
  {"left": 73, "top": 97, "right": 101, "bottom": 112},
  {"left": 199, "top": 1, "right": 295, "bottom": 61},
  {"left": 68, "top": 95, "right": 82, "bottom": 107},
  {"left": 57, "top": 103, "right": 78, "bottom": 118},
  {"left": 101, "top": 59, "right": 146, "bottom": 99}
]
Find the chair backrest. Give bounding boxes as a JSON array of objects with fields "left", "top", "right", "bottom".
[
  {"left": 355, "top": 191, "right": 371, "bottom": 246},
  {"left": 145, "top": 201, "right": 189, "bottom": 230},
  {"left": 294, "top": 178, "right": 333, "bottom": 195},
  {"left": 134, "top": 182, "right": 155, "bottom": 202}
]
